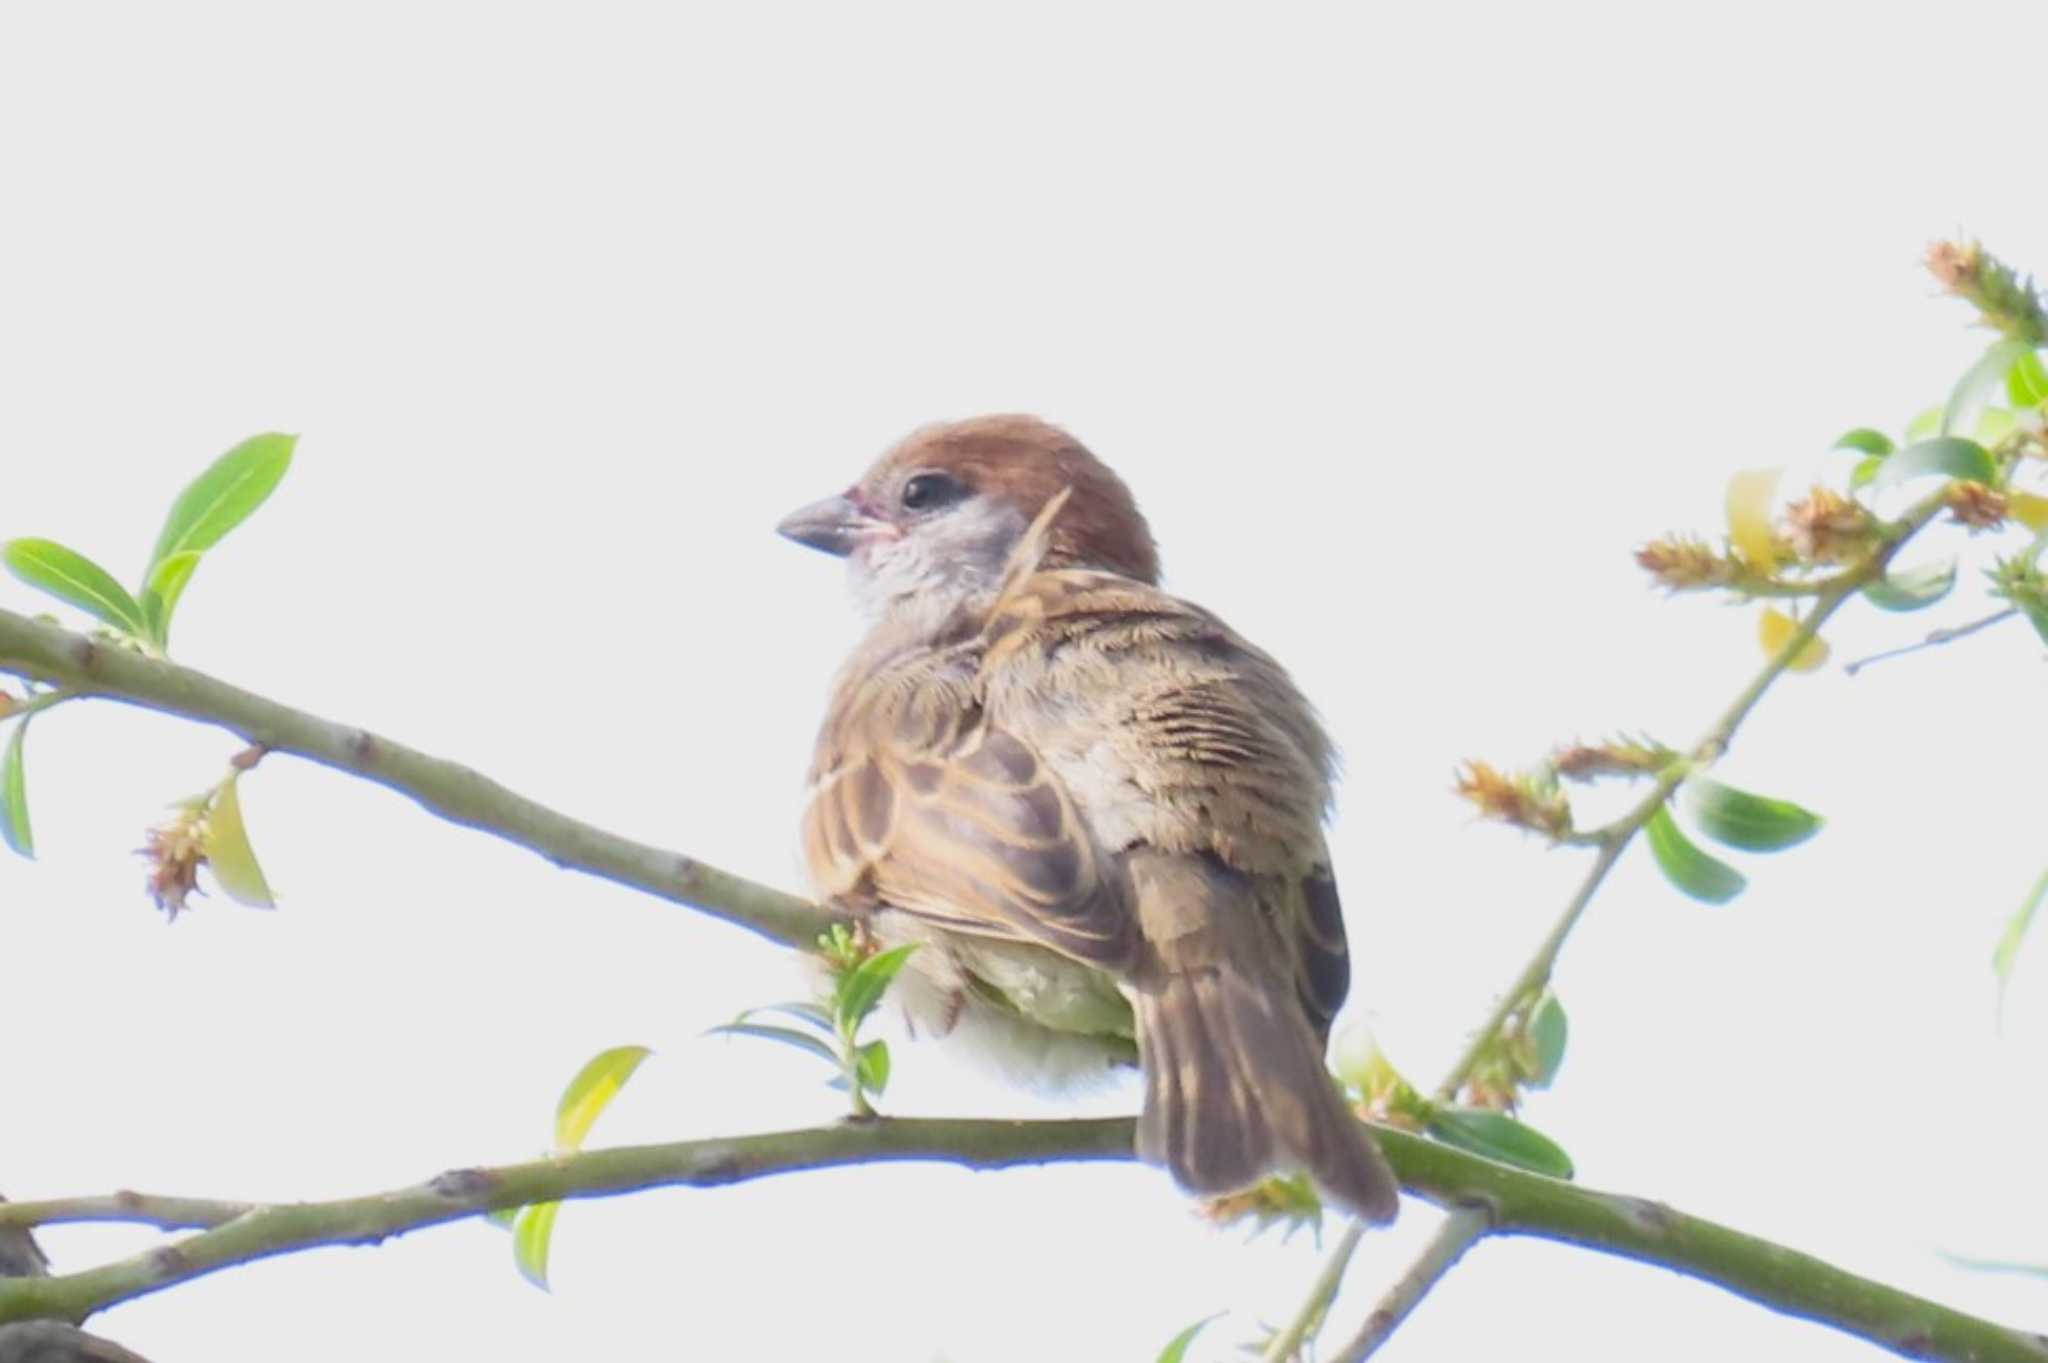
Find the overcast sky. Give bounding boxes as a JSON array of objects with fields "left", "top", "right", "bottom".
[{"left": 3, "top": 4, "right": 2046, "bottom": 1361}]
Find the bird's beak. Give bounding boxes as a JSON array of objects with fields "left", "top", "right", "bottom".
[{"left": 776, "top": 492, "right": 883, "bottom": 558}]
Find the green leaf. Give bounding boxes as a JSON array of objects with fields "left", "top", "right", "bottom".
[
  {"left": 1873, "top": 436, "right": 1996, "bottom": 490},
  {"left": 1425, "top": 1106, "right": 1574, "bottom": 1180},
  {"left": 1849, "top": 454, "right": 1885, "bottom": 491},
  {"left": 2009, "top": 348, "right": 2048, "bottom": 407},
  {"left": 1, "top": 719, "right": 32, "bottom": 859},
  {"left": 1941, "top": 338, "right": 2032, "bottom": 437},
  {"left": 1526, "top": 993, "right": 1568, "bottom": 1089},
  {"left": 1904, "top": 404, "right": 1944, "bottom": 443},
  {"left": 1832, "top": 427, "right": 1893, "bottom": 458},
  {"left": 1680, "top": 777, "right": 1823, "bottom": 853},
  {"left": 1, "top": 539, "right": 147, "bottom": 636},
  {"left": 202, "top": 774, "right": 275, "bottom": 908},
  {"left": 554, "top": 1043, "right": 652, "bottom": 1151},
  {"left": 1861, "top": 557, "right": 1958, "bottom": 612},
  {"left": 854, "top": 1039, "right": 891, "bottom": 1097},
  {"left": 1645, "top": 804, "right": 1746, "bottom": 904},
  {"left": 751, "top": 1001, "right": 837, "bottom": 1033},
  {"left": 1994, "top": 866, "right": 2048, "bottom": 1027},
  {"left": 835, "top": 943, "right": 920, "bottom": 1034},
  {"left": 148, "top": 433, "right": 296, "bottom": 574},
  {"left": 1155, "top": 1314, "right": 1223, "bottom": 1363},
  {"left": 1998, "top": 530, "right": 2048, "bottom": 644},
  {"left": 2019, "top": 599, "right": 2048, "bottom": 648},
  {"left": 512, "top": 1200, "right": 561, "bottom": 1290},
  {"left": 139, "top": 550, "right": 203, "bottom": 648},
  {"left": 705, "top": 1020, "right": 842, "bottom": 1069}
]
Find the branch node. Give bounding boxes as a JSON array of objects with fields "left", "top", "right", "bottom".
[
  {"left": 695, "top": 1150, "right": 744, "bottom": 1183},
  {"left": 426, "top": 1168, "right": 495, "bottom": 1200},
  {"left": 1623, "top": 1195, "right": 1680, "bottom": 1236}
]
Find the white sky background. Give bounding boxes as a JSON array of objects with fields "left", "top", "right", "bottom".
[{"left": 2, "top": 4, "right": 2046, "bottom": 1360}]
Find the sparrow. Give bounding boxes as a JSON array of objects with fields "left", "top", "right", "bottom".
[{"left": 778, "top": 415, "right": 1398, "bottom": 1222}]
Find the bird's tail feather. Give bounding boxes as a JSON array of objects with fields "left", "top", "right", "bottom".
[{"left": 1131, "top": 937, "right": 1398, "bottom": 1223}]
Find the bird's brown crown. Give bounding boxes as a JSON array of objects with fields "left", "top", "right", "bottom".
[{"left": 863, "top": 415, "right": 1161, "bottom": 585}]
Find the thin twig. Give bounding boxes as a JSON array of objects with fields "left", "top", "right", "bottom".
[
  {"left": 1260, "top": 1220, "right": 1367, "bottom": 1363},
  {"left": 1328, "top": 1209, "right": 1488, "bottom": 1363},
  {"left": 0, "top": 1194, "right": 253, "bottom": 1233},
  {"left": 1324, "top": 487, "right": 1959, "bottom": 1360},
  {"left": 1843, "top": 607, "right": 2017, "bottom": 676}
]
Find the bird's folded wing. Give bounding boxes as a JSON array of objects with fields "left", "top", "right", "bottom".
[{"left": 804, "top": 691, "right": 1136, "bottom": 968}]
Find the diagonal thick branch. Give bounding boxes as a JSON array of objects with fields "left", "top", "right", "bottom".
[
  {"left": 0, "top": 1121, "right": 2040, "bottom": 1363},
  {"left": 0, "top": 607, "right": 836, "bottom": 949}
]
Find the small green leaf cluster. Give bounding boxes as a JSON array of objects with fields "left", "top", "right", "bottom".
[
  {"left": 1988, "top": 530, "right": 2048, "bottom": 645},
  {"left": 1644, "top": 320, "right": 2048, "bottom": 660},
  {"left": 3, "top": 433, "right": 294, "bottom": 653},
  {"left": 0, "top": 434, "right": 295, "bottom": 864},
  {"left": 1827, "top": 338, "right": 2048, "bottom": 613},
  {"left": 1644, "top": 777, "right": 1822, "bottom": 907},
  {"left": 1643, "top": 263, "right": 2048, "bottom": 1020},
  {"left": 709, "top": 927, "right": 918, "bottom": 1118},
  {"left": 1455, "top": 988, "right": 1571, "bottom": 1118},
  {"left": 1344, "top": 1023, "right": 1574, "bottom": 1181}
]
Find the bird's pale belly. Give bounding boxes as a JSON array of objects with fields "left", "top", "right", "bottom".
[{"left": 872, "top": 908, "right": 1139, "bottom": 1087}]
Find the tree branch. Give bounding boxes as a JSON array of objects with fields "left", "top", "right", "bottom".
[
  {"left": 0, "top": 1122, "right": 2039, "bottom": 1363},
  {"left": 1330, "top": 485, "right": 1962, "bottom": 1358},
  {"left": 0, "top": 608, "right": 837, "bottom": 950},
  {"left": 1328, "top": 1208, "right": 1486, "bottom": 1363}
]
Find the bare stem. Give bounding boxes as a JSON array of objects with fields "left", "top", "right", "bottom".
[
  {"left": 1844, "top": 607, "right": 2018, "bottom": 676},
  {"left": 1260, "top": 1220, "right": 1366, "bottom": 1363},
  {"left": 1328, "top": 1209, "right": 1487, "bottom": 1363}
]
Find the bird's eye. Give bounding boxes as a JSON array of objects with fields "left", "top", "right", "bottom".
[{"left": 900, "top": 472, "right": 965, "bottom": 512}]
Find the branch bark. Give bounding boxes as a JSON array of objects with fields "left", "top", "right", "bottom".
[
  {"left": 0, "top": 608, "right": 836, "bottom": 950},
  {"left": 0, "top": 1122, "right": 2040, "bottom": 1363}
]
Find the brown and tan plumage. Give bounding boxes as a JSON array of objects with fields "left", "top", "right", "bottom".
[{"left": 780, "top": 415, "right": 1398, "bottom": 1221}]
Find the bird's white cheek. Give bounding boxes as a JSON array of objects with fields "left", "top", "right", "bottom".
[{"left": 845, "top": 542, "right": 902, "bottom": 612}]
